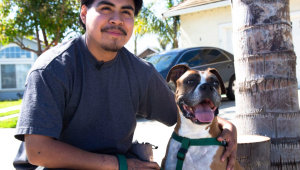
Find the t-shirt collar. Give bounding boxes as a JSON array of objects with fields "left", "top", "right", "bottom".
[{"left": 79, "top": 34, "right": 119, "bottom": 69}]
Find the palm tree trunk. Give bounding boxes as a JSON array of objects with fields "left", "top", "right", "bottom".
[
  {"left": 172, "top": 16, "right": 179, "bottom": 48},
  {"left": 231, "top": 0, "right": 300, "bottom": 169},
  {"left": 134, "top": 35, "right": 137, "bottom": 56}
]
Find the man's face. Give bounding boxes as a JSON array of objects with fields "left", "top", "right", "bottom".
[{"left": 81, "top": 0, "right": 135, "bottom": 52}]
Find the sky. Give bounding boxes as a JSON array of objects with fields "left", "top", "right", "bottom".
[{"left": 124, "top": 0, "right": 175, "bottom": 55}]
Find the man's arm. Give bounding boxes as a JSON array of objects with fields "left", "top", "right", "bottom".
[
  {"left": 217, "top": 117, "right": 238, "bottom": 170},
  {"left": 25, "top": 135, "right": 160, "bottom": 170}
]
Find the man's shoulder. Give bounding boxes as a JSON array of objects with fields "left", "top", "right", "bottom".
[
  {"left": 31, "top": 36, "right": 81, "bottom": 72},
  {"left": 25, "top": 36, "right": 83, "bottom": 85},
  {"left": 119, "top": 47, "right": 155, "bottom": 72}
]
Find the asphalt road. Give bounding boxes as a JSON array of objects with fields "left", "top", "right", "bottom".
[{"left": 0, "top": 98, "right": 236, "bottom": 169}]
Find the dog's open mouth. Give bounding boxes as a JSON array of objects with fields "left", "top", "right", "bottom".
[{"left": 181, "top": 99, "right": 217, "bottom": 124}]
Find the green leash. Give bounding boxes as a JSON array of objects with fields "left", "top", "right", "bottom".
[
  {"left": 116, "top": 154, "right": 164, "bottom": 170},
  {"left": 116, "top": 154, "right": 128, "bottom": 170},
  {"left": 171, "top": 132, "right": 227, "bottom": 170}
]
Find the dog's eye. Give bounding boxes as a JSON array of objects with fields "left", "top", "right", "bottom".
[
  {"left": 187, "top": 80, "right": 195, "bottom": 84},
  {"left": 213, "top": 81, "right": 219, "bottom": 86}
]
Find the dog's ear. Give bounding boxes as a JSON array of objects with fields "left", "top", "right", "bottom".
[
  {"left": 206, "top": 68, "right": 226, "bottom": 94},
  {"left": 166, "top": 64, "right": 190, "bottom": 84}
]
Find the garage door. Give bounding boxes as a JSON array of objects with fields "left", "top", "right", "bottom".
[{"left": 291, "top": 16, "right": 300, "bottom": 88}]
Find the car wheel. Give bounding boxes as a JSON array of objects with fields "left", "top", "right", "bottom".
[{"left": 227, "top": 76, "right": 235, "bottom": 101}]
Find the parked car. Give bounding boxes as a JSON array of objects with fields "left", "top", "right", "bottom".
[{"left": 144, "top": 47, "right": 236, "bottom": 100}]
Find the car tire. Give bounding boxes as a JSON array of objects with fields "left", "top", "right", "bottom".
[{"left": 227, "top": 75, "right": 235, "bottom": 101}]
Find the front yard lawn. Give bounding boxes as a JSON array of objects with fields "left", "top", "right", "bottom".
[
  {"left": 0, "top": 99, "right": 22, "bottom": 109},
  {"left": 0, "top": 117, "right": 18, "bottom": 128},
  {"left": 0, "top": 110, "right": 20, "bottom": 117}
]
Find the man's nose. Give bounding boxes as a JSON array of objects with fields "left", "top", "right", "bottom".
[{"left": 109, "top": 12, "right": 123, "bottom": 25}]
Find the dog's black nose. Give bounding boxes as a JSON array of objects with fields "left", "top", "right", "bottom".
[{"left": 200, "top": 83, "right": 213, "bottom": 91}]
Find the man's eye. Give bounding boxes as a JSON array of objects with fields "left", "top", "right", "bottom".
[
  {"left": 101, "top": 7, "right": 111, "bottom": 10},
  {"left": 213, "top": 81, "right": 219, "bottom": 86},
  {"left": 122, "top": 11, "right": 131, "bottom": 15}
]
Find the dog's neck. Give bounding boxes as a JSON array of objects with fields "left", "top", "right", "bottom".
[{"left": 174, "top": 110, "right": 221, "bottom": 139}]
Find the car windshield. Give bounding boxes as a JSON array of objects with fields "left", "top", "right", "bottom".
[{"left": 144, "top": 52, "right": 179, "bottom": 72}]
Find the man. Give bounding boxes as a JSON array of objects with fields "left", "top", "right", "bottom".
[{"left": 13, "top": 0, "right": 238, "bottom": 170}]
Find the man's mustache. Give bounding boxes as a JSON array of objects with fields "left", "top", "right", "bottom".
[{"left": 101, "top": 26, "right": 127, "bottom": 36}]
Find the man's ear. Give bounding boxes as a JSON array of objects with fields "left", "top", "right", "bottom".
[
  {"left": 206, "top": 68, "right": 226, "bottom": 94},
  {"left": 166, "top": 64, "right": 190, "bottom": 85},
  {"left": 80, "top": 5, "right": 88, "bottom": 25}
]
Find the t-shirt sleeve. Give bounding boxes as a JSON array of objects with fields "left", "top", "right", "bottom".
[
  {"left": 15, "top": 69, "right": 66, "bottom": 141},
  {"left": 138, "top": 68, "right": 177, "bottom": 126}
]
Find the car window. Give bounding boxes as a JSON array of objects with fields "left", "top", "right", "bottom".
[
  {"left": 202, "top": 49, "right": 229, "bottom": 64},
  {"left": 144, "top": 52, "right": 179, "bottom": 72},
  {"left": 177, "top": 50, "right": 203, "bottom": 67}
]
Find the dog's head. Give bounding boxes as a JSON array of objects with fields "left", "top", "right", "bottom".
[{"left": 167, "top": 65, "right": 226, "bottom": 125}]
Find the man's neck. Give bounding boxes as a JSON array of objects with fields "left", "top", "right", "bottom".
[{"left": 85, "top": 38, "right": 118, "bottom": 62}]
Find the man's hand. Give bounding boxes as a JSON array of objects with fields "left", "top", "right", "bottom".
[
  {"left": 127, "top": 159, "right": 160, "bottom": 170},
  {"left": 217, "top": 117, "right": 238, "bottom": 170}
]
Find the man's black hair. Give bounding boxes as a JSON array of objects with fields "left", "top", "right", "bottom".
[{"left": 79, "top": 0, "right": 143, "bottom": 31}]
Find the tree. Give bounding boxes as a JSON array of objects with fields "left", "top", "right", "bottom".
[
  {"left": 135, "top": 0, "right": 183, "bottom": 51},
  {"left": 157, "top": 36, "right": 170, "bottom": 51},
  {"left": 0, "top": 0, "right": 83, "bottom": 56},
  {"left": 231, "top": 0, "right": 300, "bottom": 169}
]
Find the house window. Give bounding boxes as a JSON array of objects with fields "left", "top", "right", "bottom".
[
  {"left": 0, "top": 47, "right": 31, "bottom": 58},
  {"left": 1, "top": 64, "right": 31, "bottom": 89}
]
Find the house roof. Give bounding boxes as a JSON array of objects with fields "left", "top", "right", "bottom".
[
  {"left": 137, "top": 47, "right": 159, "bottom": 56},
  {"left": 162, "top": 0, "right": 229, "bottom": 18}
]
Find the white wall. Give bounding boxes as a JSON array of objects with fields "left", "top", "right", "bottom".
[{"left": 180, "top": 6, "right": 232, "bottom": 49}]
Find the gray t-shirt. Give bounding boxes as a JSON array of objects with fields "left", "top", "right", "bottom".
[{"left": 14, "top": 34, "right": 177, "bottom": 169}]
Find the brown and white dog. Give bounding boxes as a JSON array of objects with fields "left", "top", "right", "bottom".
[{"left": 161, "top": 65, "right": 243, "bottom": 170}]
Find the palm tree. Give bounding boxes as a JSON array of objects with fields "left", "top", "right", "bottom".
[
  {"left": 134, "top": 0, "right": 183, "bottom": 51},
  {"left": 231, "top": 0, "right": 300, "bottom": 169},
  {"left": 157, "top": 36, "right": 171, "bottom": 51}
]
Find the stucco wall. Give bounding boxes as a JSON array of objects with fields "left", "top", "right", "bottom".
[
  {"left": 180, "top": 0, "right": 300, "bottom": 49},
  {"left": 180, "top": 5, "right": 232, "bottom": 48},
  {"left": 290, "top": 0, "right": 300, "bottom": 12}
]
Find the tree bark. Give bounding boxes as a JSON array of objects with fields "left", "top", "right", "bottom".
[
  {"left": 134, "top": 35, "right": 137, "bottom": 56},
  {"left": 172, "top": 16, "right": 178, "bottom": 48},
  {"left": 237, "top": 135, "right": 271, "bottom": 170},
  {"left": 231, "top": 0, "right": 300, "bottom": 169}
]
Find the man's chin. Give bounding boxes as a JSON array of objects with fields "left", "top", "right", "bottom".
[{"left": 100, "top": 44, "right": 123, "bottom": 52}]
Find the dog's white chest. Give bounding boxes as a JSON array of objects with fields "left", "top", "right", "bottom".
[{"left": 165, "top": 139, "right": 219, "bottom": 170}]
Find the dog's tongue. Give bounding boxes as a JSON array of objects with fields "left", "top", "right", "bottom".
[{"left": 194, "top": 103, "right": 214, "bottom": 122}]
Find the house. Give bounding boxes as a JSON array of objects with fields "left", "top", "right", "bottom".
[
  {"left": 137, "top": 47, "right": 159, "bottom": 59},
  {"left": 162, "top": 0, "right": 300, "bottom": 87},
  {"left": 0, "top": 38, "right": 38, "bottom": 100}
]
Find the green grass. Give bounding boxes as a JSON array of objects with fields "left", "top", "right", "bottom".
[
  {"left": 0, "top": 117, "right": 18, "bottom": 128},
  {"left": 0, "top": 99, "right": 22, "bottom": 109},
  {"left": 0, "top": 110, "right": 20, "bottom": 117}
]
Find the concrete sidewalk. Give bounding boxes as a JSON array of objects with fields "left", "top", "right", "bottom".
[
  {"left": 0, "top": 105, "right": 21, "bottom": 114},
  {"left": 0, "top": 105, "right": 21, "bottom": 121}
]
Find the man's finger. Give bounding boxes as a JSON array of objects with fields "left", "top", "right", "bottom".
[
  {"left": 143, "top": 161, "right": 160, "bottom": 169},
  {"left": 221, "top": 143, "right": 235, "bottom": 161},
  {"left": 226, "top": 152, "right": 237, "bottom": 170},
  {"left": 217, "top": 129, "right": 231, "bottom": 141}
]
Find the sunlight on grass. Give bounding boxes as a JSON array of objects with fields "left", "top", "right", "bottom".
[
  {"left": 0, "top": 100, "right": 22, "bottom": 109},
  {"left": 0, "top": 110, "right": 20, "bottom": 117},
  {"left": 0, "top": 117, "right": 18, "bottom": 128}
]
